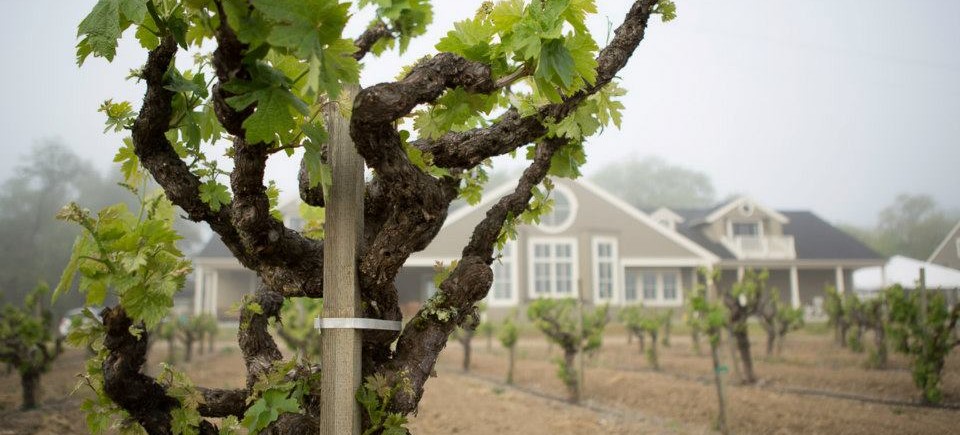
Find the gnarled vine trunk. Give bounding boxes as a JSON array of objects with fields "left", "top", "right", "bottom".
[
  {"left": 76, "top": 1, "right": 664, "bottom": 432},
  {"left": 20, "top": 370, "right": 41, "bottom": 410}
]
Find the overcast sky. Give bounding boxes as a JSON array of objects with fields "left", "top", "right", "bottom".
[{"left": 1, "top": 0, "right": 958, "bottom": 226}]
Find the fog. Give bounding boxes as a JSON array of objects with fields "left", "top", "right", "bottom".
[{"left": 1, "top": 0, "right": 957, "bottom": 226}]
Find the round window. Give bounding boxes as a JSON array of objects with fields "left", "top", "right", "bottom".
[{"left": 539, "top": 186, "right": 576, "bottom": 232}]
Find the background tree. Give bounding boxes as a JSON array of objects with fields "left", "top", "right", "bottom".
[
  {"left": 63, "top": 0, "right": 673, "bottom": 432},
  {"left": 722, "top": 268, "right": 766, "bottom": 384},
  {"left": 0, "top": 142, "right": 120, "bottom": 318},
  {"left": 590, "top": 156, "right": 716, "bottom": 210},
  {"left": 498, "top": 316, "right": 519, "bottom": 385},
  {"left": 528, "top": 299, "right": 609, "bottom": 403},
  {"left": 0, "top": 283, "right": 62, "bottom": 410},
  {"left": 840, "top": 194, "right": 958, "bottom": 259}
]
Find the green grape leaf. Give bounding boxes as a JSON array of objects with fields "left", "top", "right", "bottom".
[
  {"left": 241, "top": 388, "right": 302, "bottom": 433},
  {"left": 222, "top": 0, "right": 272, "bottom": 47},
  {"left": 655, "top": 0, "right": 678, "bottom": 23},
  {"left": 537, "top": 38, "right": 576, "bottom": 90},
  {"left": 436, "top": 18, "right": 497, "bottom": 62},
  {"left": 566, "top": 31, "right": 598, "bottom": 88},
  {"left": 547, "top": 100, "right": 600, "bottom": 141},
  {"left": 252, "top": 0, "right": 359, "bottom": 98},
  {"left": 302, "top": 122, "right": 332, "bottom": 191},
  {"left": 562, "top": 0, "right": 598, "bottom": 33},
  {"left": 76, "top": 0, "right": 148, "bottom": 64},
  {"left": 548, "top": 141, "right": 586, "bottom": 179},
  {"left": 199, "top": 180, "right": 231, "bottom": 212},
  {"left": 223, "top": 63, "right": 309, "bottom": 144},
  {"left": 595, "top": 83, "right": 626, "bottom": 129},
  {"left": 488, "top": 0, "right": 525, "bottom": 34}
]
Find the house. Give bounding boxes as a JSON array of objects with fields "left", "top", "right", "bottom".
[
  {"left": 671, "top": 197, "right": 885, "bottom": 316},
  {"left": 191, "top": 201, "right": 302, "bottom": 320},
  {"left": 928, "top": 220, "right": 960, "bottom": 270},
  {"left": 397, "top": 179, "right": 719, "bottom": 318},
  {"left": 190, "top": 179, "right": 884, "bottom": 321}
]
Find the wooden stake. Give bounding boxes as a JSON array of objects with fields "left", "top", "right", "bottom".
[
  {"left": 706, "top": 270, "right": 729, "bottom": 435},
  {"left": 320, "top": 86, "right": 363, "bottom": 435},
  {"left": 575, "top": 279, "right": 585, "bottom": 402},
  {"left": 919, "top": 267, "right": 928, "bottom": 359}
]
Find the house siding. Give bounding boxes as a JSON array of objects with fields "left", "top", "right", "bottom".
[
  {"left": 929, "top": 225, "right": 960, "bottom": 270},
  {"left": 216, "top": 269, "right": 256, "bottom": 320}
]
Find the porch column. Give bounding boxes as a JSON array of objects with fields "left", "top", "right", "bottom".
[
  {"left": 835, "top": 266, "right": 845, "bottom": 294},
  {"left": 193, "top": 266, "right": 204, "bottom": 315},
  {"left": 210, "top": 270, "right": 219, "bottom": 318},
  {"left": 789, "top": 266, "right": 800, "bottom": 309},
  {"left": 737, "top": 266, "right": 745, "bottom": 282}
]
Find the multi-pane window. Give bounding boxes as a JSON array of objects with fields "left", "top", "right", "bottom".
[
  {"left": 642, "top": 274, "right": 658, "bottom": 300},
  {"left": 624, "top": 271, "right": 637, "bottom": 302},
  {"left": 624, "top": 268, "right": 683, "bottom": 306},
  {"left": 530, "top": 240, "right": 576, "bottom": 297},
  {"left": 594, "top": 240, "right": 616, "bottom": 301},
  {"left": 662, "top": 273, "right": 678, "bottom": 301},
  {"left": 732, "top": 222, "right": 759, "bottom": 236},
  {"left": 491, "top": 242, "right": 515, "bottom": 302}
]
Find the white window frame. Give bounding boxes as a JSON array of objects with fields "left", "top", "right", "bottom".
[
  {"left": 527, "top": 237, "right": 579, "bottom": 299},
  {"left": 488, "top": 240, "right": 519, "bottom": 306},
  {"left": 956, "top": 238, "right": 960, "bottom": 258},
  {"left": 727, "top": 220, "right": 764, "bottom": 238},
  {"left": 592, "top": 237, "right": 619, "bottom": 304},
  {"left": 537, "top": 184, "right": 578, "bottom": 234},
  {"left": 621, "top": 266, "right": 684, "bottom": 307}
]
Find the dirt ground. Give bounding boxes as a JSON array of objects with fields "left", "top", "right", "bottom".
[{"left": 0, "top": 327, "right": 957, "bottom": 434}]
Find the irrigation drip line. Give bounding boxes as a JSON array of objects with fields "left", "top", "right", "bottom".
[
  {"left": 443, "top": 352, "right": 960, "bottom": 412},
  {"left": 608, "top": 363, "right": 960, "bottom": 411}
]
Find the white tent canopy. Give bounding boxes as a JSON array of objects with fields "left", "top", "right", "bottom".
[{"left": 854, "top": 255, "right": 960, "bottom": 292}]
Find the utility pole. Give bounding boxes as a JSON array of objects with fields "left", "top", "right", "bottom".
[{"left": 320, "top": 86, "right": 363, "bottom": 435}]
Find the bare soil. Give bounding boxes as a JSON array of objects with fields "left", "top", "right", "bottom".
[{"left": 0, "top": 328, "right": 957, "bottom": 434}]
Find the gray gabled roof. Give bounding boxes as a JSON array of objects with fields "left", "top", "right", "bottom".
[
  {"left": 781, "top": 211, "right": 883, "bottom": 260},
  {"left": 195, "top": 237, "right": 233, "bottom": 259},
  {"left": 672, "top": 207, "right": 883, "bottom": 261}
]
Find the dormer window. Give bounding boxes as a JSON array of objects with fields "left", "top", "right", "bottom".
[{"left": 732, "top": 222, "right": 759, "bottom": 237}]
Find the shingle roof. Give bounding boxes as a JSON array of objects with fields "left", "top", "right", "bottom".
[
  {"left": 671, "top": 207, "right": 883, "bottom": 261},
  {"left": 195, "top": 237, "right": 233, "bottom": 258},
  {"left": 781, "top": 211, "right": 883, "bottom": 260}
]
